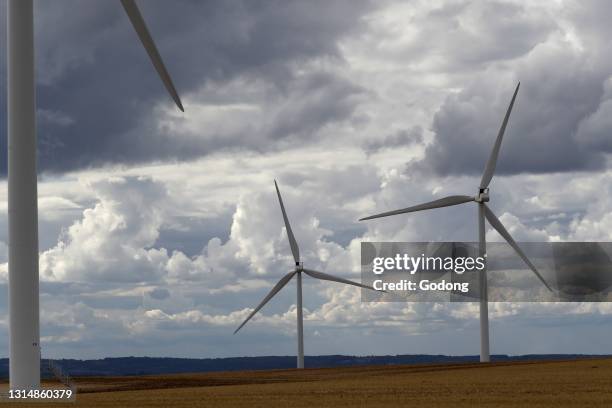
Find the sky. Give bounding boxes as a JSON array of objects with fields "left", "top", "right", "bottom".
[{"left": 1, "top": 0, "right": 612, "bottom": 359}]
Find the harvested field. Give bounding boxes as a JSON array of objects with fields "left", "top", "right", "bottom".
[{"left": 1, "top": 357, "right": 611, "bottom": 407}]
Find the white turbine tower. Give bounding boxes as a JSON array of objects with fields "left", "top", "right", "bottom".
[
  {"left": 7, "top": 0, "right": 183, "bottom": 390},
  {"left": 234, "top": 181, "right": 378, "bottom": 369},
  {"left": 360, "top": 83, "right": 552, "bottom": 363}
]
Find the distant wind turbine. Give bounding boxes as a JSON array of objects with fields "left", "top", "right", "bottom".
[
  {"left": 360, "top": 83, "right": 552, "bottom": 362},
  {"left": 7, "top": 0, "right": 183, "bottom": 390},
  {"left": 234, "top": 181, "right": 378, "bottom": 369}
]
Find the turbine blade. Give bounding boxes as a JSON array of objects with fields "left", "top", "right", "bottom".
[
  {"left": 482, "top": 204, "right": 552, "bottom": 291},
  {"left": 275, "top": 180, "right": 300, "bottom": 264},
  {"left": 359, "top": 195, "right": 474, "bottom": 221},
  {"left": 479, "top": 82, "right": 520, "bottom": 189},
  {"left": 120, "top": 0, "right": 184, "bottom": 112},
  {"left": 234, "top": 271, "right": 297, "bottom": 334},
  {"left": 303, "top": 269, "right": 379, "bottom": 291}
]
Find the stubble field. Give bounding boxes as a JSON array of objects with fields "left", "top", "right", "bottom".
[{"left": 1, "top": 357, "right": 611, "bottom": 407}]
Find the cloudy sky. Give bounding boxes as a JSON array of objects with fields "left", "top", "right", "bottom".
[{"left": 1, "top": 0, "right": 612, "bottom": 359}]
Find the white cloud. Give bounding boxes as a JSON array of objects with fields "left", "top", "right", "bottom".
[{"left": 39, "top": 176, "right": 169, "bottom": 282}]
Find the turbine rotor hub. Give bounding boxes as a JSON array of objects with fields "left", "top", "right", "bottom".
[
  {"left": 296, "top": 261, "right": 304, "bottom": 272},
  {"left": 475, "top": 188, "right": 490, "bottom": 203}
]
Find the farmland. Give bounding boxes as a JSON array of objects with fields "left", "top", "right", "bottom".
[{"left": 1, "top": 357, "right": 611, "bottom": 407}]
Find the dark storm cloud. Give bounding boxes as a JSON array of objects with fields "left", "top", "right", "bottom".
[
  {"left": 362, "top": 126, "right": 423, "bottom": 155},
  {"left": 266, "top": 72, "right": 366, "bottom": 141},
  {"left": 0, "top": 0, "right": 374, "bottom": 174},
  {"left": 412, "top": 52, "right": 611, "bottom": 177},
  {"left": 110, "top": 70, "right": 367, "bottom": 162},
  {"left": 148, "top": 287, "right": 170, "bottom": 300},
  {"left": 407, "top": 0, "right": 612, "bottom": 177},
  {"left": 576, "top": 99, "right": 612, "bottom": 151}
]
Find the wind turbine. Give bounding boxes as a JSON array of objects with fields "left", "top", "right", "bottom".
[
  {"left": 360, "top": 83, "right": 552, "bottom": 362},
  {"left": 7, "top": 0, "right": 183, "bottom": 390},
  {"left": 234, "top": 181, "right": 378, "bottom": 369}
]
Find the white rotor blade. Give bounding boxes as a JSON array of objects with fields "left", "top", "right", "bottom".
[
  {"left": 483, "top": 204, "right": 552, "bottom": 291},
  {"left": 303, "top": 269, "right": 379, "bottom": 291},
  {"left": 360, "top": 195, "right": 474, "bottom": 221},
  {"left": 275, "top": 180, "right": 300, "bottom": 264},
  {"left": 120, "top": 0, "right": 184, "bottom": 112},
  {"left": 480, "top": 82, "right": 520, "bottom": 189},
  {"left": 234, "top": 271, "right": 297, "bottom": 334}
]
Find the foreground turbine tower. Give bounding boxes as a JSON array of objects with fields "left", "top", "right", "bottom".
[
  {"left": 360, "top": 83, "right": 551, "bottom": 363},
  {"left": 7, "top": 0, "right": 183, "bottom": 389},
  {"left": 235, "top": 181, "right": 378, "bottom": 369}
]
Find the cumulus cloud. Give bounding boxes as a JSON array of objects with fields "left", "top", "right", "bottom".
[
  {"left": 39, "top": 176, "right": 169, "bottom": 282},
  {"left": 486, "top": 212, "right": 552, "bottom": 242},
  {"left": 6, "top": 162, "right": 612, "bottom": 358}
]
